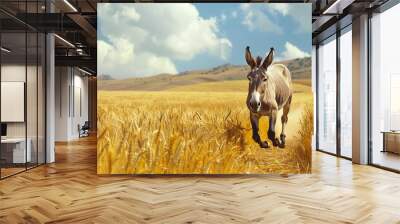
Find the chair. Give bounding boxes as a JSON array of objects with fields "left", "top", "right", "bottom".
[{"left": 79, "top": 121, "right": 90, "bottom": 138}]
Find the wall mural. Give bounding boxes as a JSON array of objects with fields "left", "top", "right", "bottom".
[{"left": 97, "top": 3, "right": 313, "bottom": 174}]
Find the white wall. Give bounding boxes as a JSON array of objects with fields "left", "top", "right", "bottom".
[
  {"left": 55, "top": 66, "right": 70, "bottom": 141},
  {"left": 1, "top": 63, "right": 46, "bottom": 164},
  {"left": 55, "top": 67, "right": 89, "bottom": 141},
  {"left": 1, "top": 65, "right": 41, "bottom": 137},
  {"left": 72, "top": 73, "right": 89, "bottom": 138},
  {"left": 1, "top": 65, "right": 26, "bottom": 139}
]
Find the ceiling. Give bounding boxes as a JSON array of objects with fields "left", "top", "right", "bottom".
[
  {"left": 310, "top": 0, "right": 390, "bottom": 43},
  {"left": 0, "top": 0, "right": 98, "bottom": 74}
]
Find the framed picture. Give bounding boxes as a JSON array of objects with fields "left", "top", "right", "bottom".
[{"left": 97, "top": 3, "right": 312, "bottom": 174}]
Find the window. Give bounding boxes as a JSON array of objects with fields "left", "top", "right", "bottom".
[
  {"left": 317, "top": 35, "right": 337, "bottom": 154},
  {"left": 370, "top": 3, "right": 400, "bottom": 171},
  {"left": 0, "top": 1, "right": 46, "bottom": 179},
  {"left": 339, "top": 27, "right": 352, "bottom": 158}
]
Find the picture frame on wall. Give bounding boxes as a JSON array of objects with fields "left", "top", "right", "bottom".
[{"left": 97, "top": 3, "right": 313, "bottom": 174}]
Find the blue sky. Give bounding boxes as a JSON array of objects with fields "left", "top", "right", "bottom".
[{"left": 98, "top": 3, "right": 311, "bottom": 79}]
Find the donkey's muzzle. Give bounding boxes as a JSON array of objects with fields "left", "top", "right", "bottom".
[{"left": 249, "top": 101, "right": 261, "bottom": 112}]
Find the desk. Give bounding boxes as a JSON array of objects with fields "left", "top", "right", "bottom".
[
  {"left": 382, "top": 131, "right": 400, "bottom": 154},
  {"left": 1, "top": 138, "right": 31, "bottom": 163}
]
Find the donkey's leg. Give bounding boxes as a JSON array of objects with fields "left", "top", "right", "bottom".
[
  {"left": 279, "top": 95, "right": 292, "bottom": 148},
  {"left": 250, "top": 113, "right": 268, "bottom": 148},
  {"left": 268, "top": 109, "right": 280, "bottom": 147}
]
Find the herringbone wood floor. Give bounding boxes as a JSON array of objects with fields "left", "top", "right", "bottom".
[{"left": 1, "top": 135, "right": 400, "bottom": 224}]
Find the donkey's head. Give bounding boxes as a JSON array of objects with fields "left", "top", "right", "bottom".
[{"left": 245, "top": 46, "right": 274, "bottom": 113}]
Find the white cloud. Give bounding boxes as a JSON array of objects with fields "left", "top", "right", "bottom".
[
  {"left": 231, "top": 11, "right": 237, "bottom": 18},
  {"left": 280, "top": 42, "right": 310, "bottom": 60},
  {"left": 240, "top": 3, "right": 250, "bottom": 11},
  {"left": 240, "top": 4, "right": 282, "bottom": 34},
  {"left": 268, "top": 4, "right": 289, "bottom": 16},
  {"left": 220, "top": 13, "right": 227, "bottom": 22},
  {"left": 97, "top": 3, "right": 232, "bottom": 78},
  {"left": 288, "top": 7, "right": 311, "bottom": 33},
  {"left": 239, "top": 3, "right": 311, "bottom": 34},
  {"left": 98, "top": 39, "right": 177, "bottom": 78},
  {"left": 267, "top": 3, "right": 311, "bottom": 33}
]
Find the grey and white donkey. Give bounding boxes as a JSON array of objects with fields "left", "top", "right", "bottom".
[{"left": 245, "top": 46, "right": 293, "bottom": 148}]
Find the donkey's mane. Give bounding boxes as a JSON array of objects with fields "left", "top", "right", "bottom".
[{"left": 256, "top": 56, "right": 262, "bottom": 67}]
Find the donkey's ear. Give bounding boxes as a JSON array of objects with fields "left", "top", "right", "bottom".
[
  {"left": 245, "top": 46, "right": 257, "bottom": 68},
  {"left": 261, "top": 48, "right": 274, "bottom": 69}
]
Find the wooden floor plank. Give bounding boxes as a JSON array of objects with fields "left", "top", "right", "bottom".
[{"left": 0, "top": 135, "right": 399, "bottom": 223}]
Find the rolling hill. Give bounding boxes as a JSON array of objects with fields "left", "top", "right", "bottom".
[{"left": 98, "top": 57, "right": 311, "bottom": 91}]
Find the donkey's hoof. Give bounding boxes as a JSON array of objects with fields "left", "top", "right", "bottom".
[
  {"left": 272, "top": 138, "right": 280, "bottom": 147},
  {"left": 279, "top": 134, "right": 286, "bottom": 148},
  {"left": 259, "top": 141, "right": 269, "bottom": 148}
]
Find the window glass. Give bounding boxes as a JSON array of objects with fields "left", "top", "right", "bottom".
[
  {"left": 371, "top": 3, "right": 400, "bottom": 171},
  {"left": 1, "top": 31, "right": 28, "bottom": 177},
  {"left": 317, "top": 35, "right": 337, "bottom": 154},
  {"left": 340, "top": 27, "right": 352, "bottom": 158}
]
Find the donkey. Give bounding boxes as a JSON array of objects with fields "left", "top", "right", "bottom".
[{"left": 245, "top": 46, "right": 292, "bottom": 148}]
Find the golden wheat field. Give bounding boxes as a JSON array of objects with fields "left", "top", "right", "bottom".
[{"left": 97, "top": 80, "right": 313, "bottom": 174}]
